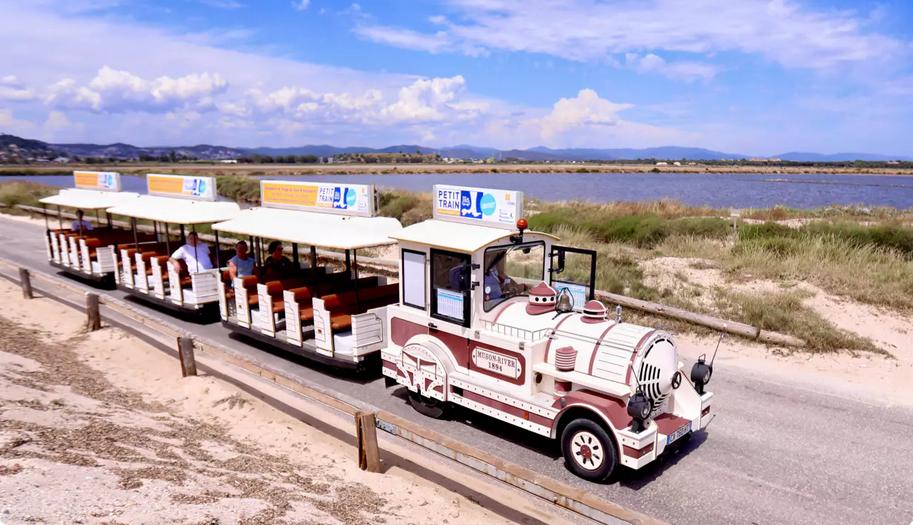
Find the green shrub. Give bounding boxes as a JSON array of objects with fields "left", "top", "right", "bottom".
[
  {"left": 216, "top": 175, "right": 260, "bottom": 203},
  {"left": 0, "top": 181, "right": 55, "bottom": 208}
]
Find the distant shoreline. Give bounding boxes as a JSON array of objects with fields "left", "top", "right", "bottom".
[{"left": 2, "top": 162, "right": 913, "bottom": 177}]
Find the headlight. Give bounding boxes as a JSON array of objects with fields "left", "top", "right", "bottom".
[
  {"left": 691, "top": 360, "right": 713, "bottom": 395},
  {"left": 627, "top": 390, "right": 653, "bottom": 432}
]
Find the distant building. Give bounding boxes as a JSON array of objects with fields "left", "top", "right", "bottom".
[
  {"left": 218, "top": 159, "right": 238, "bottom": 164},
  {"left": 655, "top": 161, "right": 668, "bottom": 166}
]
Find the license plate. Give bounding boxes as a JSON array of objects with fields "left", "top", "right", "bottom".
[{"left": 666, "top": 422, "right": 691, "bottom": 445}]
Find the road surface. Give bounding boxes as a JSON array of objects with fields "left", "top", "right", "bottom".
[{"left": 2, "top": 215, "right": 911, "bottom": 525}]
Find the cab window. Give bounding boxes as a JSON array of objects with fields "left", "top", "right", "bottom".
[
  {"left": 483, "top": 242, "right": 545, "bottom": 312},
  {"left": 430, "top": 249, "right": 470, "bottom": 326}
]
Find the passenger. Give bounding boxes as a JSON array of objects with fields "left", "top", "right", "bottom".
[
  {"left": 70, "top": 210, "right": 93, "bottom": 233},
  {"left": 169, "top": 231, "right": 213, "bottom": 273},
  {"left": 262, "top": 240, "right": 294, "bottom": 280},
  {"left": 227, "top": 240, "right": 255, "bottom": 280},
  {"left": 484, "top": 259, "right": 507, "bottom": 300}
]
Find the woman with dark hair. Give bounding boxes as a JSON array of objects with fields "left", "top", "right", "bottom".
[{"left": 262, "top": 240, "right": 293, "bottom": 280}]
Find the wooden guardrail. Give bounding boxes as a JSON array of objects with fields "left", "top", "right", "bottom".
[{"left": 0, "top": 259, "right": 661, "bottom": 525}]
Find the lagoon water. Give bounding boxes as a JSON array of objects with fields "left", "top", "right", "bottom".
[{"left": 5, "top": 171, "right": 913, "bottom": 209}]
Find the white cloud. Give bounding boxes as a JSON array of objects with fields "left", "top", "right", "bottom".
[
  {"left": 354, "top": 25, "right": 451, "bottom": 54},
  {"left": 0, "top": 108, "right": 34, "bottom": 132},
  {"left": 45, "top": 67, "right": 227, "bottom": 113},
  {"left": 357, "top": 0, "right": 906, "bottom": 73},
  {"left": 0, "top": 75, "right": 35, "bottom": 101},
  {"left": 382, "top": 76, "right": 468, "bottom": 122},
  {"left": 538, "top": 89, "right": 632, "bottom": 140},
  {"left": 625, "top": 53, "right": 718, "bottom": 82},
  {"left": 292, "top": 0, "right": 310, "bottom": 11}
]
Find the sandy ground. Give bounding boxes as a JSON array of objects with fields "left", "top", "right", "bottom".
[
  {"left": 0, "top": 279, "right": 516, "bottom": 525},
  {"left": 642, "top": 256, "right": 913, "bottom": 407}
]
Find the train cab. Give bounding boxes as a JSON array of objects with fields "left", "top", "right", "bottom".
[{"left": 380, "top": 184, "right": 715, "bottom": 481}]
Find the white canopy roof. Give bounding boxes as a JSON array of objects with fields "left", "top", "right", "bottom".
[
  {"left": 39, "top": 188, "right": 139, "bottom": 210},
  {"left": 391, "top": 219, "right": 558, "bottom": 253},
  {"left": 211, "top": 207, "right": 402, "bottom": 250},
  {"left": 106, "top": 195, "right": 240, "bottom": 224}
]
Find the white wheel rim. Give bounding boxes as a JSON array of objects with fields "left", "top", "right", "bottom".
[{"left": 570, "top": 430, "right": 605, "bottom": 471}]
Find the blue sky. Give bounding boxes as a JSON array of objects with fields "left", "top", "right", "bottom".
[{"left": 1, "top": 0, "right": 912, "bottom": 155}]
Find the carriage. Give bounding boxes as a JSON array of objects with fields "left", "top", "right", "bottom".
[
  {"left": 107, "top": 174, "right": 240, "bottom": 314},
  {"left": 212, "top": 180, "right": 403, "bottom": 369},
  {"left": 40, "top": 171, "right": 139, "bottom": 284}
]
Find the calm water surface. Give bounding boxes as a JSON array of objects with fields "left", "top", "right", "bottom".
[{"left": 6, "top": 172, "right": 913, "bottom": 209}]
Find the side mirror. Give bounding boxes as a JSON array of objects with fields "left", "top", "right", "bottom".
[{"left": 555, "top": 249, "right": 566, "bottom": 274}]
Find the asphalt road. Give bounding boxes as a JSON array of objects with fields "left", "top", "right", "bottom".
[{"left": 3, "top": 216, "right": 911, "bottom": 525}]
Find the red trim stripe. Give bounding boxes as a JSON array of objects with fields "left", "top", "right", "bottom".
[
  {"left": 625, "top": 330, "right": 656, "bottom": 383},
  {"left": 587, "top": 322, "right": 618, "bottom": 374},
  {"left": 623, "top": 443, "right": 654, "bottom": 459}
]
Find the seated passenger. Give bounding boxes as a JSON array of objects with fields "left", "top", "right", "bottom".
[
  {"left": 227, "top": 240, "right": 255, "bottom": 280},
  {"left": 262, "top": 240, "right": 294, "bottom": 281},
  {"left": 70, "top": 210, "right": 93, "bottom": 233},
  {"left": 483, "top": 254, "right": 511, "bottom": 301},
  {"left": 169, "top": 231, "right": 213, "bottom": 273}
]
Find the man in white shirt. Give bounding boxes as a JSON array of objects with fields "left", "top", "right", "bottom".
[
  {"left": 70, "top": 210, "right": 93, "bottom": 233},
  {"left": 169, "top": 232, "right": 213, "bottom": 272}
]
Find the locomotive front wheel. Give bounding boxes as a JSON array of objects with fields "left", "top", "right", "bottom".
[
  {"left": 408, "top": 390, "right": 449, "bottom": 419},
  {"left": 560, "top": 419, "right": 617, "bottom": 481}
]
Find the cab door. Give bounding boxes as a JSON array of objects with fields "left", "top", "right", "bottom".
[{"left": 549, "top": 245, "right": 597, "bottom": 309}]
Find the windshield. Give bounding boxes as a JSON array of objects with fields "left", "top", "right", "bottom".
[{"left": 482, "top": 242, "right": 545, "bottom": 311}]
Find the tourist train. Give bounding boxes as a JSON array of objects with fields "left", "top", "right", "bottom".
[{"left": 42, "top": 171, "right": 715, "bottom": 481}]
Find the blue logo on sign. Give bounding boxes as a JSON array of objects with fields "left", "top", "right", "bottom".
[
  {"left": 331, "top": 187, "right": 356, "bottom": 209},
  {"left": 460, "top": 190, "right": 482, "bottom": 219},
  {"left": 479, "top": 193, "right": 496, "bottom": 216},
  {"left": 196, "top": 180, "right": 206, "bottom": 196}
]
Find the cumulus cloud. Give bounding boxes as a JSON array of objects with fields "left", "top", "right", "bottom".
[
  {"left": 45, "top": 66, "right": 227, "bottom": 113},
  {"left": 382, "top": 76, "right": 468, "bottom": 122},
  {"left": 539, "top": 89, "right": 632, "bottom": 140},
  {"left": 291, "top": 0, "right": 310, "bottom": 11},
  {"left": 356, "top": 0, "right": 906, "bottom": 73},
  {"left": 0, "top": 75, "right": 35, "bottom": 101}
]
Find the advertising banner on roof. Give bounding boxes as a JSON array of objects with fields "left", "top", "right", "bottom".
[
  {"left": 73, "top": 171, "right": 121, "bottom": 192},
  {"left": 432, "top": 184, "right": 523, "bottom": 229},
  {"left": 147, "top": 174, "right": 217, "bottom": 201},
  {"left": 259, "top": 180, "right": 375, "bottom": 217}
]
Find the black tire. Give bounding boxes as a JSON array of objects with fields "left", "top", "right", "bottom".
[
  {"left": 408, "top": 390, "right": 449, "bottom": 419},
  {"left": 560, "top": 418, "right": 617, "bottom": 482}
]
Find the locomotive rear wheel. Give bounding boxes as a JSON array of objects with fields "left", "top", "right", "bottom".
[
  {"left": 408, "top": 390, "right": 449, "bottom": 419},
  {"left": 560, "top": 419, "right": 617, "bottom": 481}
]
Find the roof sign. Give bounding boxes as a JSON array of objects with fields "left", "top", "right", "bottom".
[
  {"left": 432, "top": 184, "right": 523, "bottom": 229},
  {"left": 146, "top": 174, "right": 217, "bottom": 201},
  {"left": 259, "top": 180, "right": 375, "bottom": 217},
  {"left": 74, "top": 170, "right": 121, "bottom": 192}
]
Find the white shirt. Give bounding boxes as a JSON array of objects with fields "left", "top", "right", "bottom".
[
  {"left": 171, "top": 242, "right": 212, "bottom": 271},
  {"left": 70, "top": 219, "right": 93, "bottom": 232}
]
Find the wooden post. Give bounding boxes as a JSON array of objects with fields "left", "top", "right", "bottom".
[
  {"left": 355, "top": 411, "right": 381, "bottom": 472},
  {"left": 178, "top": 336, "right": 197, "bottom": 377},
  {"left": 85, "top": 292, "right": 101, "bottom": 331},
  {"left": 18, "top": 268, "right": 32, "bottom": 299}
]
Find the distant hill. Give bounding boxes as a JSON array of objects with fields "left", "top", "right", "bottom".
[
  {"left": 1, "top": 133, "right": 909, "bottom": 162},
  {"left": 0, "top": 133, "right": 62, "bottom": 162},
  {"left": 776, "top": 151, "right": 913, "bottom": 162}
]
